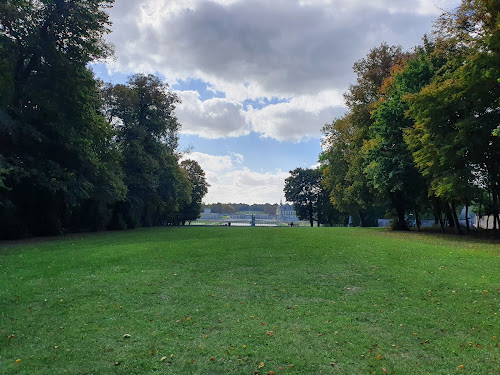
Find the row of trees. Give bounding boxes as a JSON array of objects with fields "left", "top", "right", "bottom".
[
  {"left": 319, "top": 0, "right": 500, "bottom": 233},
  {"left": 0, "top": 1, "right": 208, "bottom": 239},
  {"left": 284, "top": 167, "right": 352, "bottom": 227}
]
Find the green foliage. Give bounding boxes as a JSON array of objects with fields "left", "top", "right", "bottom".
[
  {"left": 365, "top": 47, "right": 439, "bottom": 230},
  {"left": 0, "top": 2, "right": 208, "bottom": 238},
  {"left": 179, "top": 159, "right": 209, "bottom": 223},
  {"left": 284, "top": 168, "right": 323, "bottom": 226},
  {"left": 321, "top": 116, "right": 378, "bottom": 227},
  {"left": 104, "top": 74, "right": 192, "bottom": 228},
  {"left": 320, "top": 3, "right": 500, "bottom": 232},
  {"left": 321, "top": 44, "right": 407, "bottom": 227},
  {"left": 404, "top": 1, "right": 500, "bottom": 231},
  {"left": 0, "top": 0, "right": 124, "bottom": 238}
]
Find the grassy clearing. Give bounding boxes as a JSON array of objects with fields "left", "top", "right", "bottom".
[{"left": 0, "top": 227, "right": 499, "bottom": 374}]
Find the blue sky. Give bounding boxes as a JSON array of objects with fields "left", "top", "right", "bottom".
[{"left": 94, "top": 0, "right": 458, "bottom": 204}]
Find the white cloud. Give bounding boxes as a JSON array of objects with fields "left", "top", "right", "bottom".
[
  {"left": 245, "top": 90, "right": 345, "bottom": 141},
  {"left": 174, "top": 89, "right": 344, "bottom": 142},
  {"left": 205, "top": 167, "right": 290, "bottom": 204},
  {"left": 103, "top": 0, "right": 461, "bottom": 142},
  {"left": 182, "top": 151, "right": 237, "bottom": 172},
  {"left": 181, "top": 151, "right": 289, "bottom": 203},
  {"left": 175, "top": 91, "right": 250, "bottom": 138},
  {"left": 106, "top": 0, "right": 460, "bottom": 100}
]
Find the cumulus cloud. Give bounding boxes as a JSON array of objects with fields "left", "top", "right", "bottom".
[
  {"left": 203, "top": 167, "right": 289, "bottom": 203},
  {"left": 181, "top": 151, "right": 289, "bottom": 203},
  {"left": 175, "top": 91, "right": 250, "bottom": 138},
  {"left": 106, "top": 0, "right": 459, "bottom": 100},
  {"left": 175, "top": 89, "right": 344, "bottom": 142},
  {"left": 245, "top": 90, "right": 345, "bottom": 141},
  {"left": 103, "top": 0, "right": 461, "bottom": 142},
  {"left": 182, "top": 151, "right": 242, "bottom": 172}
]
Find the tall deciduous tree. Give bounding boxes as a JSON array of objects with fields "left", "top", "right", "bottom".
[
  {"left": 179, "top": 159, "right": 209, "bottom": 224},
  {"left": 0, "top": 0, "right": 124, "bottom": 238},
  {"left": 366, "top": 44, "right": 439, "bottom": 230},
  {"left": 104, "top": 74, "right": 187, "bottom": 228},
  {"left": 321, "top": 44, "right": 408, "bottom": 227},
  {"left": 406, "top": 0, "right": 500, "bottom": 232},
  {"left": 320, "top": 116, "right": 375, "bottom": 226},
  {"left": 284, "top": 168, "right": 322, "bottom": 227}
]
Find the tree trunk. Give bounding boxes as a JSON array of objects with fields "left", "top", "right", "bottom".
[
  {"left": 309, "top": 204, "right": 314, "bottom": 227},
  {"left": 391, "top": 192, "right": 409, "bottom": 231},
  {"left": 395, "top": 206, "right": 409, "bottom": 231},
  {"left": 477, "top": 193, "right": 483, "bottom": 229},
  {"left": 358, "top": 210, "right": 365, "bottom": 227},
  {"left": 465, "top": 203, "right": 470, "bottom": 232},
  {"left": 450, "top": 202, "right": 462, "bottom": 235},
  {"left": 434, "top": 199, "right": 445, "bottom": 233},
  {"left": 493, "top": 191, "right": 499, "bottom": 231},
  {"left": 445, "top": 205, "right": 455, "bottom": 228},
  {"left": 415, "top": 207, "right": 421, "bottom": 232}
]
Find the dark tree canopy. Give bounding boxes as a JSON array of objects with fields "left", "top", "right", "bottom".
[
  {"left": 180, "top": 159, "right": 209, "bottom": 224},
  {"left": 284, "top": 168, "right": 322, "bottom": 227},
  {"left": 103, "top": 74, "right": 192, "bottom": 228},
  {"left": 0, "top": 2, "right": 208, "bottom": 238},
  {"left": 320, "top": 1, "right": 500, "bottom": 232},
  {"left": 0, "top": 0, "right": 122, "bottom": 238}
]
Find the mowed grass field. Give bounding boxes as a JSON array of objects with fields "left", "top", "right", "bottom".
[{"left": 0, "top": 227, "right": 499, "bottom": 374}]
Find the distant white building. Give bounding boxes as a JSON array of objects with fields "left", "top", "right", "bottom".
[{"left": 276, "top": 202, "right": 299, "bottom": 221}]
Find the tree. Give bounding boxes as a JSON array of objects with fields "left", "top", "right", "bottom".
[
  {"left": 405, "top": 1, "right": 500, "bottom": 232},
  {"left": 179, "top": 159, "right": 209, "bottom": 224},
  {"left": 320, "top": 116, "right": 376, "bottom": 227},
  {"left": 284, "top": 168, "right": 322, "bottom": 227},
  {"left": 365, "top": 44, "right": 438, "bottom": 230},
  {"left": 315, "top": 179, "right": 349, "bottom": 227},
  {"left": 0, "top": 0, "right": 124, "bottom": 238},
  {"left": 263, "top": 204, "right": 278, "bottom": 216},
  {"left": 321, "top": 44, "right": 408, "bottom": 227},
  {"left": 104, "top": 74, "right": 186, "bottom": 228}
]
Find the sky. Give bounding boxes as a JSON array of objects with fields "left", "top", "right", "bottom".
[{"left": 92, "top": 0, "right": 459, "bottom": 204}]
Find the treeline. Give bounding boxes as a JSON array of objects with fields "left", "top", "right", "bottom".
[
  {"left": 283, "top": 167, "right": 380, "bottom": 227},
  {"left": 0, "top": 1, "right": 208, "bottom": 239},
  {"left": 203, "top": 203, "right": 278, "bottom": 215},
  {"left": 320, "top": 0, "right": 500, "bottom": 233}
]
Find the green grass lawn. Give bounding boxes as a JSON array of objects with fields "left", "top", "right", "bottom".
[{"left": 0, "top": 227, "right": 499, "bottom": 374}]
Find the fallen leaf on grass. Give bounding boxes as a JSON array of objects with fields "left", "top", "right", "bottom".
[{"left": 259, "top": 362, "right": 265, "bottom": 368}]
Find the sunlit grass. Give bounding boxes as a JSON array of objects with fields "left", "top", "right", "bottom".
[{"left": 1, "top": 227, "right": 499, "bottom": 374}]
